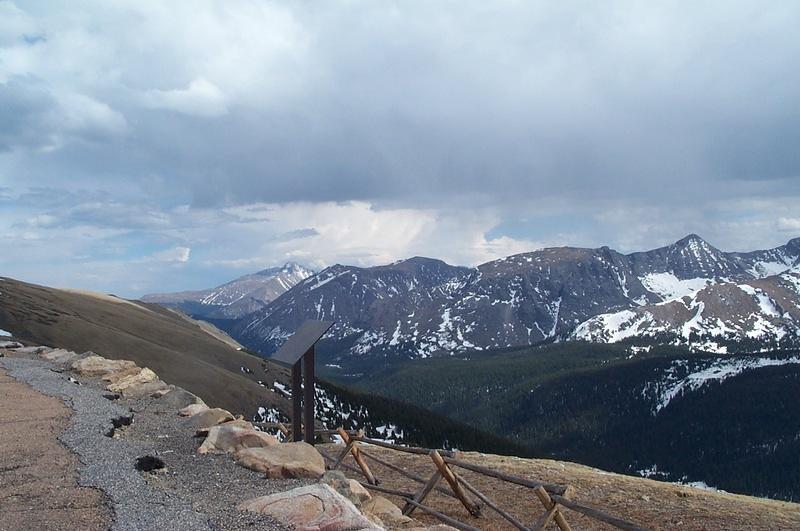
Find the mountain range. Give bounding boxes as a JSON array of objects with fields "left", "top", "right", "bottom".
[
  {"left": 142, "top": 263, "right": 313, "bottom": 319},
  {"left": 219, "top": 235, "right": 800, "bottom": 360}
]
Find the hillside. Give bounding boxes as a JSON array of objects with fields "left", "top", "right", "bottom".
[
  {"left": 0, "top": 276, "right": 523, "bottom": 457},
  {"left": 0, "top": 276, "right": 290, "bottom": 416},
  {"left": 228, "top": 235, "right": 800, "bottom": 361},
  {"left": 331, "top": 342, "right": 800, "bottom": 501}
]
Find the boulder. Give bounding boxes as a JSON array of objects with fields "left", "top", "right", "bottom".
[
  {"left": 0, "top": 341, "right": 22, "bottom": 349},
  {"left": 238, "top": 483, "right": 378, "bottom": 530},
  {"left": 158, "top": 385, "right": 205, "bottom": 409},
  {"left": 320, "top": 471, "right": 372, "bottom": 507},
  {"left": 215, "top": 419, "right": 253, "bottom": 430},
  {"left": 198, "top": 423, "right": 278, "bottom": 454},
  {"left": 194, "top": 419, "right": 250, "bottom": 437},
  {"left": 361, "top": 496, "right": 412, "bottom": 527},
  {"left": 72, "top": 355, "right": 137, "bottom": 377},
  {"left": 234, "top": 442, "right": 326, "bottom": 479},
  {"left": 179, "top": 403, "right": 210, "bottom": 417},
  {"left": 44, "top": 350, "right": 80, "bottom": 364},
  {"left": 101, "top": 366, "right": 145, "bottom": 383},
  {"left": 187, "top": 408, "right": 235, "bottom": 431},
  {"left": 15, "top": 346, "right": 49, "bottom": 355},
  {"left": 106, "top": 367, "right": 159, "bottom": 393},
  {"left": 116, "top": 379, "right": 171, "bottom": 399}
]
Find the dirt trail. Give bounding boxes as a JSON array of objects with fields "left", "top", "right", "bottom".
[{"left": 0, "top": 367, "right": 111, "bottom": 531}]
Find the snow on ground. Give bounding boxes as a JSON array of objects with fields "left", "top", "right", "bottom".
[
  {"left": 639, "top": 272, "right": 712, "bottom": 301},
  {"left": 0, "top": 329, "right": 11, "bottom": 337},
  {"left": 572, "top": 310, "right": 651, "bottom": 342},
  {"left": 645, "top": 355, "right": 800, "bottom": 414}
]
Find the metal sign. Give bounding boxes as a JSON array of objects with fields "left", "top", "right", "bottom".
[
  {"left": 271, "top": 320, "right": 334, "bottom": 366},
  {"left": 270, "top": 320, "right": 334, "bottom": 444}
]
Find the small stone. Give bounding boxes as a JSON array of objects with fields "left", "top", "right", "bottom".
[{"left": 238, "top": 483, "right": 377, "bottom": 530}]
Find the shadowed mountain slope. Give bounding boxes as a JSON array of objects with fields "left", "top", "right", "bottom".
[{"left": 0, "top": 276, "right": 289, "bottom": 416}]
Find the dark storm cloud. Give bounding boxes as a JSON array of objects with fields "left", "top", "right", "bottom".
[
  {"left": 2, "top": 1, "right": 798, "bottom": 210},
  {"left": 2, "top": 1, "right": 800, "bottom": 296}
]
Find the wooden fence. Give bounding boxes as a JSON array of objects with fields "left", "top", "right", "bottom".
[{"left": 308, "top": 427, "right": 649, "bottom": 531}]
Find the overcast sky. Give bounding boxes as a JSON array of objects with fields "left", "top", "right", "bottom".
[{"left": 1, "top": 1, "right": 799, "bottom": 297}]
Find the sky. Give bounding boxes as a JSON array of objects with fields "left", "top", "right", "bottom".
[{"left": 1, "top": 1, "right": 799, "bottom": 297}]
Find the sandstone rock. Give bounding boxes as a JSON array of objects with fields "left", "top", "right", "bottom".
[
  {"left": 158, "top": 385, "right": 205, "bottom": 409},
  {"left": 234, "top": 442, "right": 326, "bottom": 479},
  {"left": 72, "top": 355, "right": 137, "bottom": 377},
  {"left": 187, "top": 408, "right": 235, "bottom": 431},
  {"left": 361, "top": 496, "right": 412, "bottom": 527},
  {"left": 195, "top": 418, "right": 253, "bottom": 437},
  {"left": 407, "top": 526, "right": 458, "bottom": 531},
  {"left": 198, "top": 423, "right": 278, "bottom": 454},
  {"left": 320, "top": 471, "right": 372, "bottom": 507},
  {"left": 106, "top": 367, "right": 158, "bottom": 393},
  {"left": 238, "top": 483, "right": 378, "bottom": 530},
  {"left": 179, "top": 403, "right": 210, "bottom": 417},
  {"left": 43, "top": 349, "right": 82, "bottom": 364},
  {"left": 349, "top": 480, "right": 372, "bottom": 505},
  {"left": 15, "top": 346, "right": 48, "bottom": 355},
  {"left": 0, "top": 341, "right": 22, "bottom": 349},
  {"left": 116, "top": 379, "right": 171, "bottom": 399},
  {"left": 101, "top": 366, "right": 145, "bottom": 383}
]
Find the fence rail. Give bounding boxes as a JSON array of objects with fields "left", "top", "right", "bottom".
[{"left": 316, "top": 428, "right": 648, "bottom": 531}]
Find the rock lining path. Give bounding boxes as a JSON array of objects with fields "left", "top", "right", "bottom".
[{"left": 0, "top": 353, "right": 293, "bottom": 531}]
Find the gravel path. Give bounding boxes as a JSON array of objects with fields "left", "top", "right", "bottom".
[
  {"left": 0, "top": 366, "right": 111, "bottom": 531},
  {"left": 0, "top": 354, "right": 301, "bottom": 531}
]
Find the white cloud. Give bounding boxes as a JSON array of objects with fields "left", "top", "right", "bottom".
[
  {"left": 778, "top": 217, "right": 800, "bottom": 231},
  {"left": 142, "top": 78, "right": 228, "bottom": 117},
  {"left": 150, "top": 246, "right": 191, "bottom": 263}
]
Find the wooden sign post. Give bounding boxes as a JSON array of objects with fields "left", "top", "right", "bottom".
[{"left": 271, "top": 320, "right": 334, "bottom": 444}]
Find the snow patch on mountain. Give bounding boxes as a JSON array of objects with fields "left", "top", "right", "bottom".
[
  {"left": 639, "top": 272, "right": 712, "bottom": 301},
  {"left": 643, "top": 355, "right": 800, "bottom": 414}
]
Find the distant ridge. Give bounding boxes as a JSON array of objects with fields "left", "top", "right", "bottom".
[
  {"left": 225, "top": 235, "right": 800, "bottom": 359},
  {"left": 142, "top": 262, "right": 314, "bottom": 319}
]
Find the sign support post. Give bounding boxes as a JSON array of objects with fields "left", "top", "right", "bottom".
[{"left": 270, "top": 320, "right": 333, "bottom": 445}]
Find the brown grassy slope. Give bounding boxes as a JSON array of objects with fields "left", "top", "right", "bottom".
[
  {"left": 320, "top": 445, "right": 800, "bottom": 530},
  {"left": 0, "top": 277, "right": 290, "bottom": 416}
]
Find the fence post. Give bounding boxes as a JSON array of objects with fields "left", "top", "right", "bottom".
[
  {"left": 429, "top": 450, "right": 481, "bottom": 517},
  {"left": 533, "top": 486, "right": 572, "bottom": 531}
]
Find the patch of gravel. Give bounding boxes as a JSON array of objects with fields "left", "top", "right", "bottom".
[
  {"left": 1, "top": 355, "right": 302, "bottom": 531},
  {"left": 121, "top": 392, "right": 311, "bottom": 530}
]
